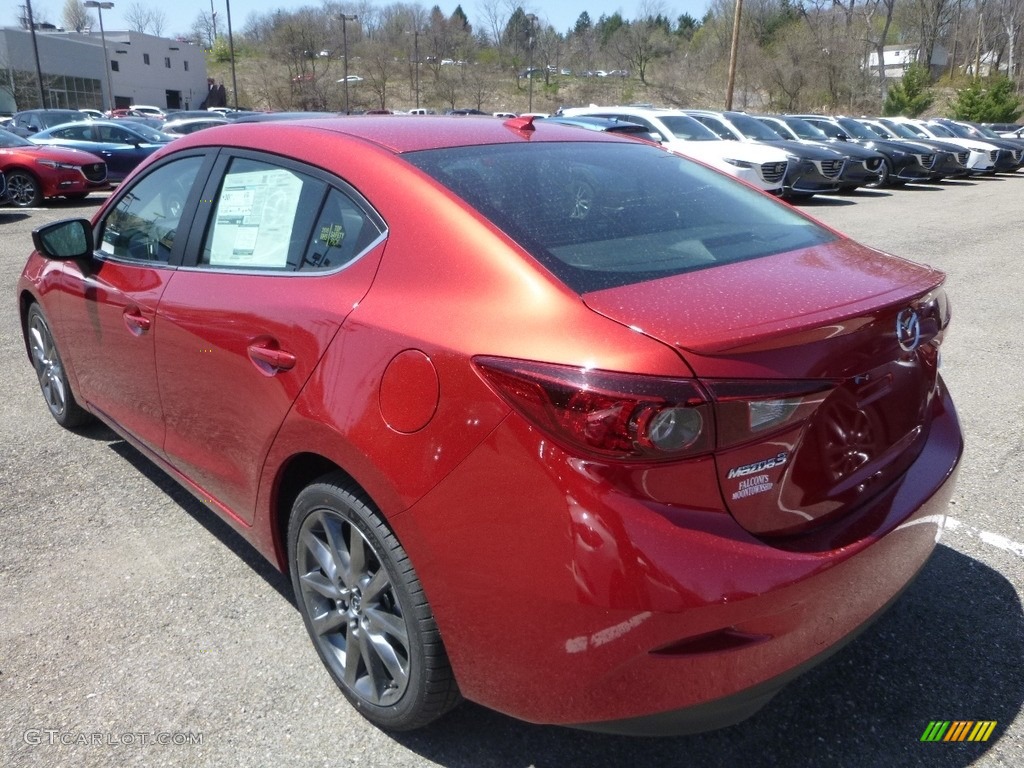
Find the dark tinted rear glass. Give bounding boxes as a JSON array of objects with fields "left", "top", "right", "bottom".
[{"left": 405, "top": 142, "right": 835, "bottom": 292}]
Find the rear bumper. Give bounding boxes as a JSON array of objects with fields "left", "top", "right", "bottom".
[{"left": 394, "top": 379, "right": 962, "bottom": 731}]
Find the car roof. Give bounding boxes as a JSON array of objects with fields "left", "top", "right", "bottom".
[
  {"left": 17, "top": 108, "right": 82, "bottom": 115},
  {"left": 172, "top": 115, "right": 636, "bottom": 154},
  {"left": 39, "top": 119, "right": 141, "bottom": 131}
]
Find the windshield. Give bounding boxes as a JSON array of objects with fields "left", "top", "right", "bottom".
[
  {"left": 406, "top": 142, "right": 835, "bottom": 293},
  {"left": 935, "top": 122, "right": 971, "bottom": 138},
  {"left": 758, "top": 119, "right": 793, "bottom": 139},
  {"left": 927, "top": 123, "right": 956, "bottom": 138},
  {"left": 660, "top": 115, "right": 720, "bottom": 141},
  {"left": 972, "top": 124, "right": 1001, "bottom": 138},
  {"left": 835, "top": 117, "right": 879, "bottom": 140},
  {"left": 0, "top": 128, "right": 33, "bottom": 147},
  {"left": 860, "top": 122, "right": 892, "bottom": 138},
  {"left": 878, "top": 120, "right": 918, "bottom": 139},
  {"left": 729, "top": 114, "right": 785, "bottom": 141},
  {"left": 781, "top": 117, "right": 829, "bottom": 140},
  {"left": 125, "top": 123, "right": 171, "bottom": 142}
]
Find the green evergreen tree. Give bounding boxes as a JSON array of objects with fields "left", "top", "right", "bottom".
[
  {"left": 676, "top": 13, "right": 700, "bottom": 40},
  {"left": 573, "top": 12, "right": 592, "bottom": 36},
  {"left": 949, "top": 77, "right": 1022, "bottom": 122},
  {"left": 882, "top": 63, "right": 934, "bottom": 116}
]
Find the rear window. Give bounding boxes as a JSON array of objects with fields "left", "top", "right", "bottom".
[{"left": 405, "top": 142, "right": 836, "bottom": 292}]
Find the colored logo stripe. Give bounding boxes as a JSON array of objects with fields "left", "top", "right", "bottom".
[{"left": 920, "top": 721, "right": 996, "bottom": 742}]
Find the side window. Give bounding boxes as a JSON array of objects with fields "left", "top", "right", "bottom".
[
  {"left": 100, "top": 156, "right": 203, "bottom": 263},
  {"left": 299, "top": 189, "right": 383, "bottom": 272},
  {"left": 696, "top": 117, "right": 735, "bottom": 140},
  {"left": 625, "top": 116, "right": 662, "bottom": 138},
  {"left": 98, "top": 125, "right": 132, "bottom": 143},
  {"left": 53, "top": 125, "right": 90, "bottom": 140},
  {"left": 199, "top": 158, "right": 381, "bottom": 272}
]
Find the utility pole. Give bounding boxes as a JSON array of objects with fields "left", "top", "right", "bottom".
[
  {"left": 341, "top": 14, "right": 357, "bottom": 114},
  {"left": 226, "top": 0, "right": 238, "bottom": 109},
  {"left": 526, "top": 14, "right": 538, "bottom": 112},
  {"left": 974, "top": 11, "right": 982, "bottom": 79},
  {"left": 725, "top": 0, "right": 744, "bottom": 109},
  {"left": 24, "top": 0, "right": 46, "bottom": 107}
]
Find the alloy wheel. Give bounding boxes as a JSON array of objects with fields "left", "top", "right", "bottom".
[
  {"left": 28, "top": 311, "right": 68, "bottom": 418},
  {"left": 296, "top": 508, "right": 411, "bottom": 706},
  {"left": 7, "top": 171, "right": 42, "bottom": 207}
]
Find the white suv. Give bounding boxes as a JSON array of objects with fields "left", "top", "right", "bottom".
[{"left": 558, "top": 105, "right": 793, "bottom": 194}]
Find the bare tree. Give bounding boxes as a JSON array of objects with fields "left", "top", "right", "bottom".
[
  {"left": 993, "top": 0, "right": 1023, "bottom": 77},
  {"left": 125, "top": 2, "right": 166, "bottom": 36},
  {"left": 909, "top": 0, "right": 958, "bottom": 68},
  {"left": 62, "top": 0, "right": 93, "bottom": 32},
  {"left": 610, "top": 19, "right": 673, "bottom": 83},
  {"left": 191, "top": 10, "right": 218, "bottom": 48},
  {"left": 862, "top": 0, "right": 899, "bottom": 102}
]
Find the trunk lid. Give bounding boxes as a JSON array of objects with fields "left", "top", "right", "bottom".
[{"left": 583, "top": 240, "right": 948, "bottom": 537}]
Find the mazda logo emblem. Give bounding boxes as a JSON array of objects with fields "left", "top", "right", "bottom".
[{"left": 896, "top": 308, "right": 921, "bottom": 352}]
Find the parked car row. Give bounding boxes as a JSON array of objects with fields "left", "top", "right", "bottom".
[
  {"left": 556, "top": 105, "right": 1022, "bottom": 201},
  {"left": 0, "top": 108, "right": 236, "bottom": 207}
]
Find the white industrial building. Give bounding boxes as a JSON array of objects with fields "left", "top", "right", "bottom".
[{"left": 1, "top": 26, "right": 209, "bottom": 114}]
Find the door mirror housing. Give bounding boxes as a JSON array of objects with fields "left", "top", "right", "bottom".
[{"left": 32, "top": 219, "right": 94, "bottom": 260}]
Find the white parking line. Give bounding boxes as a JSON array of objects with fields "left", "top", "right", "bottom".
[{"left": 945, "top": 517, "right": 1024, "bottom": 558}]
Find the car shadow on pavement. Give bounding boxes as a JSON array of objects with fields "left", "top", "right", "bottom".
[
  {"left": 796, "top": 196, "right": 858, "bottom": 207},
  {"left": 836, "top": 188, "right": 892, "bottom": 198},
  {"left": 104, "top": 437, "right": 295, "bottom": 605},
  {"left": 49, "top": 195, "right": 110, "bottom": 210},
  {"left": 394, "top": 544, "right": 1022, "bottom": 768}
]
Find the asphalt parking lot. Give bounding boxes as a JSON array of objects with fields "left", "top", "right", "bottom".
[{"left": 1, "top": 178, "right": 1022, "bottom": 768}]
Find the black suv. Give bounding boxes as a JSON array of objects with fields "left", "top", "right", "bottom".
[{"left": 8, "top": 109, "right": 88, "bottom": 138}]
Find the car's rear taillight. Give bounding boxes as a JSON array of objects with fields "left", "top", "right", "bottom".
[
  {"left": 473, "top": 357, "right": 713, "bottom": 460},
  {"left": 474, "top": 357, "right": 837, "bottom": 461},
  {"left": 705, "top": 380, "right": 835, "bottom": 450}
]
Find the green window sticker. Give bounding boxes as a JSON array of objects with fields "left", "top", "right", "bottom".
[{"left": 320, "top": 223, "right": 345, "bottom": 248}]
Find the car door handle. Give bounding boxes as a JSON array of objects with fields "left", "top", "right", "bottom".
[
  {"left": 247, "top": 342, "right": 296, "bottom": 373},
  {"left": 122, "top": 308, "right": 151, "bottom": 335}
]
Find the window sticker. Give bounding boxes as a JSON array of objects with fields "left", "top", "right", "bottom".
[
  {"left": 319, "top": 223, "right": 345, "bottom": 247},
  {"left": 207, "top": 168, "right": 303, "bottom": 268}
]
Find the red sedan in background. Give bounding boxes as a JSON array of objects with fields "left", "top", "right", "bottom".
[
  {"left": 0, "top": 128, "right": 108, "bottom": 207},
  {"left": 18, "top": 116, "right": 961, "bottom": 735}
]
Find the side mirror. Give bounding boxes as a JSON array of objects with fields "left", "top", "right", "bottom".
[{"left": 32, "top": 219, "right": 94, "bottom": 260}]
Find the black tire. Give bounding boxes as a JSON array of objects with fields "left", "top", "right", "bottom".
[
  {"left": 288, "top": 474, "right": 460, "bottom": 730},
  {"left": 865, "top": 158, "right": 891, "bottom": 188},
  {"left": 26, "top": 304, "right": 93, "bottom": 428},
  {"left": 7, "top": 169, "right": 43, "bottom": 207}
]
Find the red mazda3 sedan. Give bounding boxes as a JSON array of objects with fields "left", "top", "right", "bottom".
[{"left": 18, "top": 116, "right": 961, "bottom": 735}]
